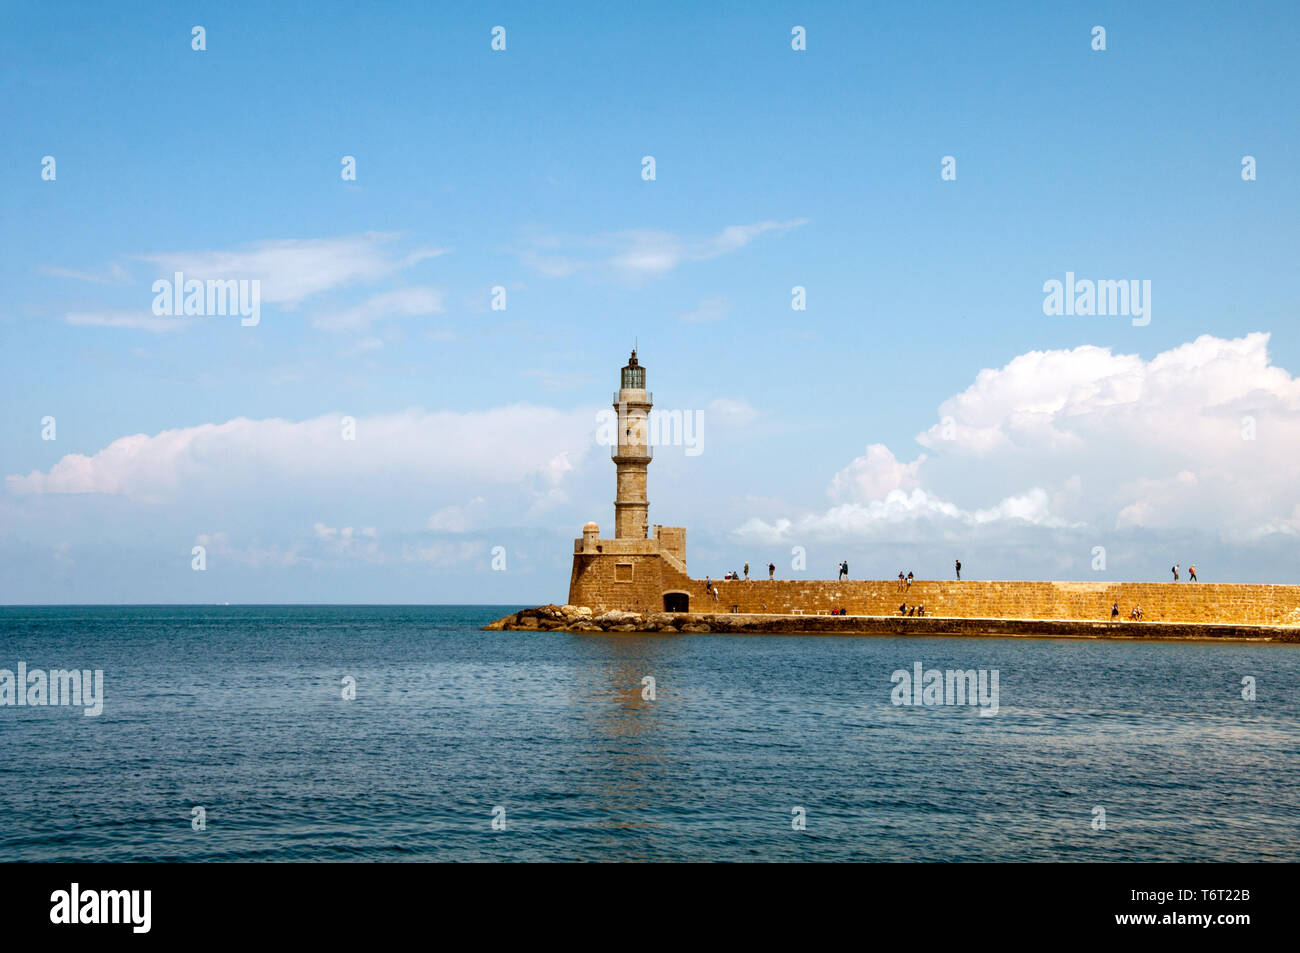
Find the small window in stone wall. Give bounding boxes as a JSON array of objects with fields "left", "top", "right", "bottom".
[{"left": 615, "top": 563, "right": 634, "bottom": 583}]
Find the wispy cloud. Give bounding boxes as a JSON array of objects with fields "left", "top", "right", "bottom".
[
  {"left": 677, "top": 294, "right": 731, "bottom": 323},
  {"left": 515, "top": 219, "right": 808, "bottom": 283},
  {"left": 136, "top": 233, "right": 446, "bottom": 307},
  {"left": 311, "top": 286, "right": 444, "bottom": 331},
  {"left": 65, "top": 310, "right": 198, "bottom": 333},
  {"left": 37, "top": 263, "right": 131, "bottom": 285}
]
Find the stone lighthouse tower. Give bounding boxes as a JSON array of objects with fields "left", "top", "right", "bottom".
[
  {"left": 569, "top": 348, "right": 689, "bottom": 611},
  {"left": 612, "top": 349, "right": 652, "bottom": 538}
]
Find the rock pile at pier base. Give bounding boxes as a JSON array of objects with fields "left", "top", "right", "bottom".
[{"left": 483, "top": 605, "right": 1299, "bottom": 643}]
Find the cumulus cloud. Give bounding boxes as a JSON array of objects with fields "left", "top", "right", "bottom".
[
  {"left": 7, "top": 406, "right": 600, "bottom": 504},
  {"left": 737, "top": 333, "right": 1300, "bottom": 546},
  {"left": 829, "top": 444, "right": 924, "bottom": 502},
  {"left": 736, "top": 487, "right": 1067, "bottom": 545}
]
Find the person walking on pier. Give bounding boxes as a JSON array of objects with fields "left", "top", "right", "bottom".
[
  {"left": 1171, "top": 564, "right": 1179, "bottom": 582},
  {"left": 906, "top": 571, "right": 914, "bottom": 589},
  {"left": 898, "top": 571, "right": 906, "bottom": 591},
  {"left": 955, "top": 558, "right": 962, "bottom": 580},
  {"left": 768, "top": 562, "right": 775, "bottom": 580},
  {"left": 744, "top": 562, "right": 749, "bottom": 580},
  {"left": 1189, "top": 564, "right": 1197, "bottom": 582},
  {"left": 1111, "top": 602, "right": 1120, "bottom": 620}
]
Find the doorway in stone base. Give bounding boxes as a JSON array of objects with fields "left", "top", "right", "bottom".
[{"left": 662, "top": 591, "right": 689, "bottom": 612}]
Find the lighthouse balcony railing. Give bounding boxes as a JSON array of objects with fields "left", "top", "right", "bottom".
[
  {"left": 612, "top": 391, "right": 653, "bottom": 405},
  {"left": 611, "top": 444, "right": 653, "bottom": 460}
]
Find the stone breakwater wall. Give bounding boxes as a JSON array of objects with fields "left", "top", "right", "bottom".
[
  {"left": 483, "top": 605, "right": 1300, "bottom": 642},
  {"left": 570, "top": 572, "right": 1300, "bottom": 627}
]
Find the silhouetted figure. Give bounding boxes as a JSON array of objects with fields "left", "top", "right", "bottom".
[{"left": 955, "top": 559, "right": 962, "bottom": 580}]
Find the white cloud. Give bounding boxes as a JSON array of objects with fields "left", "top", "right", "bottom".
[
  {"left": 65, "top": 310, "right": 197, "bottom": 333},
  {"left": 38, "top": 263, "right": 131, "bottom": 284},
  {"left": 339, "top": 336, "right": 385, "bottom": 357},
  {"left": 7, "top": 406, "right": 601, "bottom": 504},
  {"left": 313, "top": 523, "right": 377, "bottom": 540},
  {"left": 829, "top": 444, "right": 924, "bottom": 502},
  {"left": 736, "top": 486, "right": 1067, "bottom": 545},
  {"left": 737, "top": 333, "right": 1300, "bottom": 545},
  {"left": 137, "top": 233, "right": 446, "bottom": 307},
  {"left": 516, "top": 219, "right": 807, "bottom": 283},
  {"left": 677, "top": 295, "right": 730, "bottom": 323},
  {"left": 194, "top": 531, "right": 305, "bottom": 569},
  {"left": 707, "top": 397, "right": 758, "bottom": 428},
  {"left": 427, "top": 498, "right": 487, "bottom": 532},
  {"left": 312, "top": 286, "right": 444, "bottom": 331},
  {"left": 399, "top": 539, "right": 486, "bottom": 566}
]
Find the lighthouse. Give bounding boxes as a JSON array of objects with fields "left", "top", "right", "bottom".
[
  {"left": 612, "top": 349, "right": 652, "bottom": 539},
  {"left": 569, "top": 349, "right": 690, "bottom": 612}
]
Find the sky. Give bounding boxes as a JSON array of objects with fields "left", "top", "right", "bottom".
[{"left": 2, "top": 0, "right": 1298, "bottom": 603}]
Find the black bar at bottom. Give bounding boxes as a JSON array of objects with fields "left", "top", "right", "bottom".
[{"left": 0, "top": 862, "right": 1285, "bottom": 941}]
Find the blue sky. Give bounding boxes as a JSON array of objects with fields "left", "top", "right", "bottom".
[{"left": 2, "top": 1, "right": 1299, "bottom": 603}]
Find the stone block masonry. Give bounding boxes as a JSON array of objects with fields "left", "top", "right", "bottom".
[{"left": 568, "top": 574, "right": 1300, "bottom": 627}]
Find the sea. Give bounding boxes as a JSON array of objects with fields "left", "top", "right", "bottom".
[{"left": 1, "top": 605, "right": 1296, "bottom": 862}]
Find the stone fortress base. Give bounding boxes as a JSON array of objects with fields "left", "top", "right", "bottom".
[{"left": 568, "top": 555, "right": 1300, "bottom": 628}]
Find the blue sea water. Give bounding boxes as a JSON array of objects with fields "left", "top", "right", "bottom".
[{"left": 0, "top": 605, "right": 1296, "bottom": 862}]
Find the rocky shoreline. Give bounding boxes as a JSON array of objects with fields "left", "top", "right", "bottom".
[{"left": 484, "top": 604, "right": 1300, "bottom": 642}]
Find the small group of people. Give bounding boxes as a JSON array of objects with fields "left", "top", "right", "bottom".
[
  {"left": 1111, "top": 602, "right": 1143, "bottom": 621},
  {"left": 898, "top": 603, "right": 926, "bottom": 617},
  {"left": 896, "top": 571, "right": 915, "bottom": 590},
  {"left": 837, "top": 561, "right": 850, "bottom": 580},
  {"left": 719, "top": 561, "right": 778, "bottom": 581},
  {"left": 1171, "top": 563, "right": 1198, "bottom": 582},
  {"left": 829, "top": 607, "right": 848, "bottom": 615}
]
